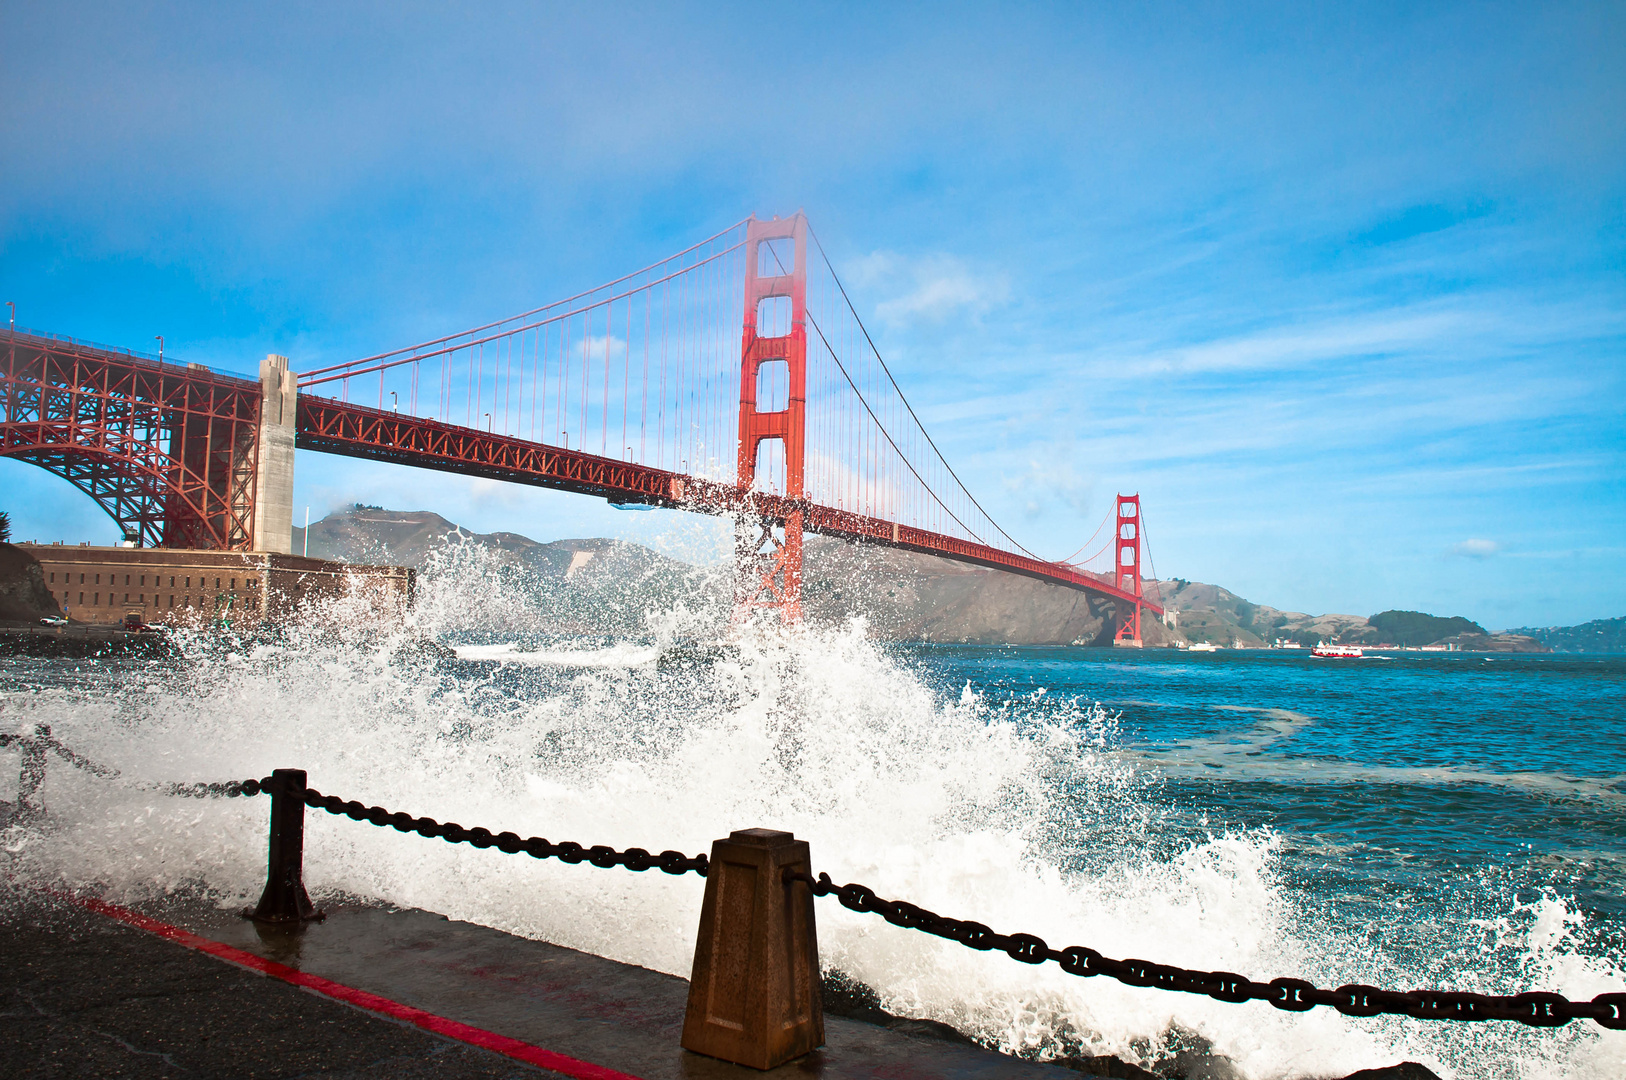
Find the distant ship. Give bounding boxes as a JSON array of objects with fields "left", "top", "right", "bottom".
[
  {"left": 1312, "top": 644, "right": 1364, "bottom": 659},
  {"left": 1188, "top": 642, "right": 1221, "bottom": 653}
]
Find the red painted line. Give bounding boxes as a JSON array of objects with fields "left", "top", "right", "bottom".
[{"left": 57, "top": 890, "right": 645, "bottom": 1080}]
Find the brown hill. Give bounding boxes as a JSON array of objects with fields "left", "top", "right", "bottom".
[
  {"left": 291, "top": 507, "right": 1527, "bottom": 650},
  {"left": 294, "top": 506, "right": 1187, "bottom": 645},
  {"left": 802, "top": 537, "right": 1181, "bottom": 646}
]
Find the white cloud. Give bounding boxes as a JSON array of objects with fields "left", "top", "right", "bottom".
[
  {"left": 848, "top": 252, "right": 1009, "bottom": 324},
  {"left": 1002, "top": 446, "right": 1099, "bottom": 526},
  {"left": 1448, "top": 538, "right": 1500, "bottom": 559}
]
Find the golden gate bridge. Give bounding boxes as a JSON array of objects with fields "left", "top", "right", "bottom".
[{"left": 1, "top": 214, "right": 1163, "bottom": 642}]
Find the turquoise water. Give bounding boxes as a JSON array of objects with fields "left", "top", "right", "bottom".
[{"left": 908, "top": 646, "right": 1626, "bottom": 925}]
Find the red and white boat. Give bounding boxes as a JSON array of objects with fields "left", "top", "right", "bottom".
[{"left": 1312, "top": 644, "right": 1364, "bottom": 659}]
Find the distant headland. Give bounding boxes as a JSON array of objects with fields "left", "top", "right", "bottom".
[
  {"left": 6, "top": 504, "right": 1619, "bottom": 652},
  {"left": 289, "top": 505, "right": 1607, "bottom": 651}
]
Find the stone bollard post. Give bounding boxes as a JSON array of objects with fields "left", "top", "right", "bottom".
[
  {"left": 681, "top": 828, "right": 823, "bottom": 1070},
  {"left": 249, "top": 768, "right": 322, "bottom": 924}
]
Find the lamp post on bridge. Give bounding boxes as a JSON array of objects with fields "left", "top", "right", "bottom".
[{"left": 154, "top": 335, "right": 163, "bottom": 364}]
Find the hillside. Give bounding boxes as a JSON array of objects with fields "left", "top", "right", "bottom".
[
  {"left": 1506, "top": 616, "right": 1626, "bottom": 654},
  {"left": 800, "top": 536, "right": 1180, "bottom": 646},
  {"left": 294, "top": 506, "right": 721, "bottom": 636},
  {"left": 1149, "top": 589, "right": 1544, "bottom": 651},
  {"left": 293, "top": 505, "right": 1183, "bottom": 645},
  {"left": 291, "top": 506, "right": 1555, "bottom": 650}
]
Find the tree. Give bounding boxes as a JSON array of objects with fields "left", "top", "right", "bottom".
[
  {"left": 1367, "top": 609, "right": 1487, "bottom": 647},
  {"left": 0, "top": 510, "right": 10, "bottom": 543},
  {"left": 1234, "top": 599, "right": 1256, "bottom": 629}
]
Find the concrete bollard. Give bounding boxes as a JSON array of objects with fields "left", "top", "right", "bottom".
[
  {"left": 249, "top": 768, "right": 322, "bottom": 924},
  {"left": 681, "top": 828, "right": 823, "bottom": 1070}
]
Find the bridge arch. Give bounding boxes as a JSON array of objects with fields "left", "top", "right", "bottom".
[{"left": 2, "top": 330, "right": 262, "bottom": 550}]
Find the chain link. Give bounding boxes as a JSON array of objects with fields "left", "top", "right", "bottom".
[
  {"left": 158, "top": 777, "right": 267, "bottom": 798},
  {"left": 125, "top": 766, "right": 1624, "bottom": 1030},
  {"left": 279, "top": 779, "right": 709, "bottom": 876},
  {"left": 130, "top": 770, "right": 707, "bottom": 874},
  {"left": 785, "top": 871, "right": 1626, "bottom": 1031}
]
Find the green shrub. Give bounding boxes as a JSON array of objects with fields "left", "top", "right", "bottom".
[{"left": 1367, "top": 609, "right": 1486, "bottom": 646}]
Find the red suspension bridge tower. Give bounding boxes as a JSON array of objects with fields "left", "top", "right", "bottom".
[
  {"left": 1113, "top": 493, "right": 1145, "bottom": 647},
  {"left": 734, "top": 214, "right": 808, "bottom": 623}
]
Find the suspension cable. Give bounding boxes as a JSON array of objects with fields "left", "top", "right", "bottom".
[
  {"left": 1055, "top": 507, "right": 1113, "bottom": 567},
  {"left": 1139, "top": 504, "right": 1165, "bottom": 609},
  {"left": 762, "top": 239, "right": 993, "bottom": 547},
  {"left": 804, "top": 228, "right": 1046, "bottom": 561},
  {"left": 304, "top": 218, "right": 752, "bottom": 377}
]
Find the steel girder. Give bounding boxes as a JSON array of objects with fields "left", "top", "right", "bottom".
[{"left": 1, "top": 331, "right": 262, "bottom": 549}]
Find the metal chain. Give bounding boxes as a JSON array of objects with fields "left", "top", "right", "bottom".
[
  {"left": 158, "top": 777, "right": 267, "bottom": 798},
  {"left": 1, "top": 725, "right": 119, "bottom": 778},
  {"left": 134, "top": 772, "right": 708, "bottom": 875},
  {"left": 293, "top": 781, "right": 710, "bottom": 876},
  {"left": 786, "top": 871, "right": 1626, "bottom": 1031},
  {"left": 127, "top": 766, "right": 1624, "bottom": 1031}
]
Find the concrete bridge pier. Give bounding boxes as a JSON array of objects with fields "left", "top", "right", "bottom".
[{"left": 253, "top": 354, "right": 297, "bottom": 555}]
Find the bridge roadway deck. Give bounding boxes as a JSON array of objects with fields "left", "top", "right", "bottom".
[
  {"left": 296, "top": 395, "right": 1163, "bottom": 615},
  {"left": 3, "top": 888, "right": 1139, "bottom": 1080}
]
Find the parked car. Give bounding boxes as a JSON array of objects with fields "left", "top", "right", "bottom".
[{"left": 38, "top": 616, "right": 67, "bottom": 626}]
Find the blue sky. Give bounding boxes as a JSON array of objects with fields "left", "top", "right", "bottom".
[{"left": 3, "top": 2, "right": 1622, "bottom": 628}]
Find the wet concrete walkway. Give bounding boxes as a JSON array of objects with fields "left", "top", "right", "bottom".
[
  {"left": 1, "top": 891, "right": 555, "bottom": 1078},
  {"left": 3, "top": 888, "right": 1440, "bottom": 1080},
  {"left": 2, "top": 889, "right": 1120, "bottom": 1080},
  {"left": 172, "top": 897, "right": 1109, "bottom": 1080}
]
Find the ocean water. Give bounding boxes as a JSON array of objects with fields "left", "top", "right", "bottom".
[{"left": 1, "top": 558, "right": 1623, "bottom": 1080}]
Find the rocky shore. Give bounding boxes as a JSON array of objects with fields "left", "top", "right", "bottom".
[{"left": 0, "top": 542, "right": 63, "bottom": 625}]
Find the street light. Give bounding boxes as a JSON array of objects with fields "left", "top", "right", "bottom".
[
  {"left": 390, "top": 391, "right": 398, "bottom": 412},
  {"left": 484, "top": 412, "right": 492, "bottom": 432},
  {"left": 5, "top": 302, "right": 13, "bottom": 331},
  {"left": 154, "top": 335, "right": 164, "bottom": 364}
]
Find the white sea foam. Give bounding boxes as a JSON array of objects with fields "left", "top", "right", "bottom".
[
  {"left": 453, "top": 642, "right": 660, "bottom": 667},
  {"left": 1, "top": 553, "right": 1622, "bottom": 1079}
]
